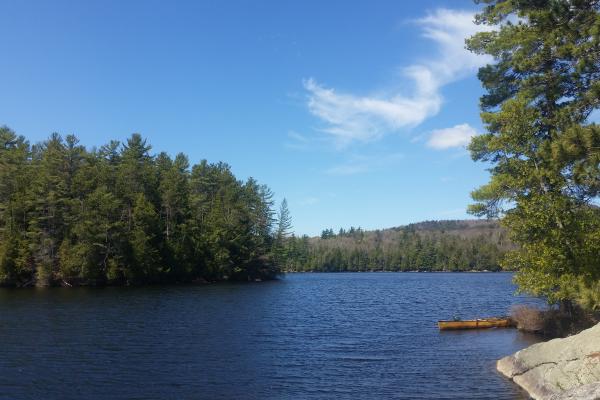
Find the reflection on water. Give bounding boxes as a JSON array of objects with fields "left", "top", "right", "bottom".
[{"left": 0, "top": 273, "right": 543, "bottom": 399}]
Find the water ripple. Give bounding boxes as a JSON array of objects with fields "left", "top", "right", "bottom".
[{"left": 0, "top": 273, "right": 542, "bottom": 399}]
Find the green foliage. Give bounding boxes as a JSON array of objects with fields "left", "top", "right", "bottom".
[
  {"left": 467, "top": 0, "right": 600, "bottom": 307},
  {"left": 282, "top": 220, "right": 509, "bottom": 273},
  {"left": 128, "top": 193, "right": 162, "bottom": 283},
  {"left": 273, "top": 198, "right": 293, "bottom": 267},
  {"left": 0, "top": 128, "right": 280, "bottom": 286},
  {"left": 276, "top": 198, "right": 292, "bottom": 240},
  {"left": 575, "top": 279, "right": 600, "bottom": 312}
]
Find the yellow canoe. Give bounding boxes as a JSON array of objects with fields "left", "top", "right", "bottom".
[{"left": 438, "top": 318, "right": 513, "bottom": 330}]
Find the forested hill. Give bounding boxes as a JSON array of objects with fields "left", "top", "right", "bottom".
[
  {"left": 281, "top": 220, "right": 512, "bottom": 272},
  {"left": 0, "top": 128, "right": 289, "bottom": 287}
]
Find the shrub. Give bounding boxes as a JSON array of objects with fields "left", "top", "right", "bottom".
[
  {"left": 575, "top": 280, "right": 600, "bottom": 312},
  {"left": 510, "top": 305, "right": 545, "bottom": 332},
  {"left": 511, "top": 303, "right": 598, "bottom": 338}
]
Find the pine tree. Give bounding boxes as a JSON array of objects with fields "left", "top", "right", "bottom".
[
  {"left": 466, "top": 0, "right": 600, "bottom": 307},
  {"left": 276, "top": 198, "right": 292, "bottom": 240},
  {"left": 128, "top": 193, "right": 162, "bottom": 283},
  {"left": 274, "top": 198, "right": 292, "bottom": 267},
  {"left": 0, "top": 129, "right": 281, "bottom": 286},
  {"left": 0, "top": 127, "right": 31, "bottom": 284}
]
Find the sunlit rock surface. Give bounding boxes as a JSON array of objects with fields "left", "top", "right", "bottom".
[{"left": 497, "top": 323, "right": 600, "bottom": 400}]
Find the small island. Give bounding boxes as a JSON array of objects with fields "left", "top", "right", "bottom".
[{"left": 0, "top": 129, "right": 288, "bottom": 286}]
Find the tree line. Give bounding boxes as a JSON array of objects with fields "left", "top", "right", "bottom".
[
  {"left": 0, "top": 128, "right": 291, "bottom": 286},
  {"left": 279, "top": 220, "right": 511, "bottom": 273}
]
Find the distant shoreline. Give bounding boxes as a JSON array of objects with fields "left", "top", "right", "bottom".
[
  {"left": 0, "top": 270, "right": 518, "bottom": 289},
  {"left": 282, "top": 270, "right": 514, "bottom": 273}
]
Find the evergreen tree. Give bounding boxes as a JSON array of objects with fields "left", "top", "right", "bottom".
[
  {"left": 466, "top": 0, "right": 600, "bottom": 308},
  {"left": 0, "top": 129, "right": 280, "bottom": 286},
  {"left": 0, "top": 127, "right": 31, "bottom": 284},
  {"left": 28, "top": 133, "right": 71, "bottom": 286},
  {"left": 282, "top": 220, "right": 508, "bottom": 273},
  {"left": 273, "top": 198, "right": 292, "bottom": 268},
  {"left": 128, "top": 193, "right": 162, "bottom": 283},
  {"left": 276, "top": 198, "right": 292, "bottom": 240}
]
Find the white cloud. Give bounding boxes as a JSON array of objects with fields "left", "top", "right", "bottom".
[
  {"left": 304, "top": 74, "right": 440, "bottom": 145},
  {"left": 427, "top": 123, "right": 478, "bottom": 149},
  {"left": 288, "top": 130, "right": 309, "bottom": 143},
  {"left": 304, "top": 9, "right": 492, "bottom": 145}
]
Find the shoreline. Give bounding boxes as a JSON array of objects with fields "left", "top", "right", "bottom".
[
  {"left": 0, "top": 270, "right": 518, "bottom": 289},
  {"left": 0, "top": 274, "right": 281, "bottom": 289},
  {"left": 283, "top": 269, "right": 513, "bottom": 273}
]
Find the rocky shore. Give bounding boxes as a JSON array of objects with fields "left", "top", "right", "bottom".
[{"left": 497, "top": 323, "right": 600, "bottom": 399}]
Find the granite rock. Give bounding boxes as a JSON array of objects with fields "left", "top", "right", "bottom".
[{"left": 497, "top": 323, "right": 600, "bottom": 400}]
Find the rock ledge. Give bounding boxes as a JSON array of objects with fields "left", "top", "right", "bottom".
[{"left": 497, "top": 323, "right": 600, "bottom": 400}]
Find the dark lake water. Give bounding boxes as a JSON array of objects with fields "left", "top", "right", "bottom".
[{"left": 0, "top": 272, "right": 544, "bottom": 399}]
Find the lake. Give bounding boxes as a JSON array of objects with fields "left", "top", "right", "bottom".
[{"left": 0, "top": 272, "right": 543, "bottom": 399}]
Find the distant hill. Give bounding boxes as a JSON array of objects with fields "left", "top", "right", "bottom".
[{"left": 282, "top": 219, "right": 512, "bottom": 272}]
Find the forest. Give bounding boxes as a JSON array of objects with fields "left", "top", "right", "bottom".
[
  {"left": 0, "top": 126, "right": 515, "bottom": 287},
  {"left": 0, "top": 127, "right": 288, "bottom": 287},
  {"left": 280, "top": 220, "right": 512, "bottom": 273}
]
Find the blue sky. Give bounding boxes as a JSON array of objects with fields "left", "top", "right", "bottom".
[{"left": 1, "top": 0, "right": 494, "bottom": 236}]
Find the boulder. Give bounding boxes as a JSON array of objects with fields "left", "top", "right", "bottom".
[
  {"left": 550, "top": 383, "right": 600, "bottom": 400},
  {"left": 497, "top": 323, "right": 600, "bottom": 400}
]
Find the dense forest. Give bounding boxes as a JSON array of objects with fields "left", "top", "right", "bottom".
[
  {"left": 0, "top": 126, "right": 515, "bottom": 287},
  {"left": 0, "top": 127, "right": 289, "bottom": 287},
  {"left": 0, "top": 126, "right": 512, "bottom": 287},
  {"left": 280, "top": 220, "right": 512, "bottom": 272}
]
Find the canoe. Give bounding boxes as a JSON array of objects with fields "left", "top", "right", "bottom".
[{"left": 438, "top": 318, "right": 513, "bottom": 330}]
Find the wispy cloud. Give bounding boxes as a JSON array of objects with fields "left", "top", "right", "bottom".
[
  {"left": 325, "top": 152, "right": 404, "bottom": 176},
  {"left": 426, "top": 123, "right": 478, "bottom": 150},
  {"left": 288, "top": 130, "right": 309, "bottom": 143},
  {"left": 304, "top": 75, "right": 440, "bottom": 145},
  {"left": 325, "top": 163, "right": 370, "bottom": 176},
  {"left": 304, "top": 9, "right": 492, "bottom": 146},
  {"left": 298, "top": 196, "right": 320, "bottom": 206},
  {"left": 284, "top": 130, "right": 328, "bottom": 151}
]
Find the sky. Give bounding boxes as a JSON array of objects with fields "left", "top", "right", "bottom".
[{"left": 1, "top": 0, "right": 496, "bottom": 236}]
